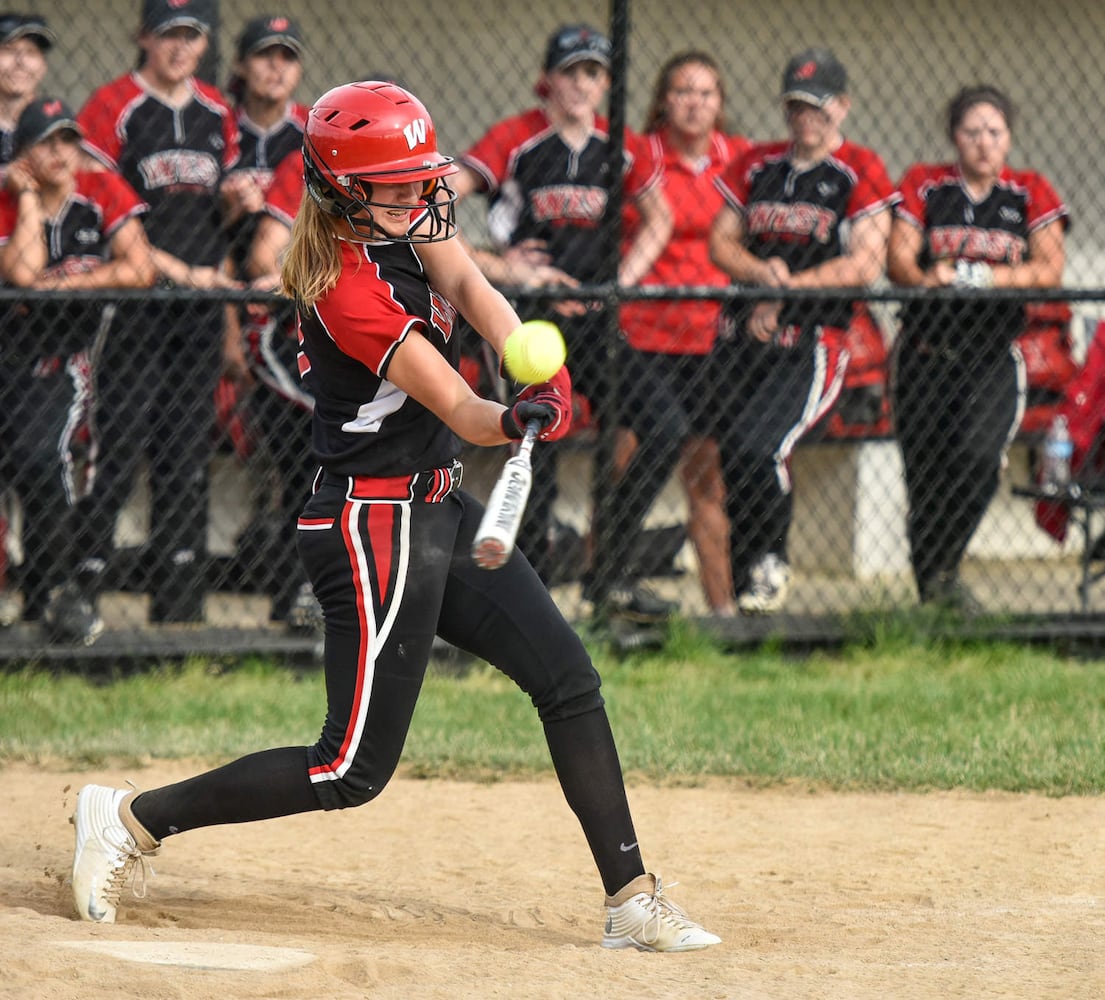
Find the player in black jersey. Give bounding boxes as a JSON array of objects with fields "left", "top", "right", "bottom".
[
  {"left": 888, "top": 85, "right": 1068, "bottom": 610},
  {"left": 710, "top": 49, "right": 896, "bottom": 614},
  {"left": 75, "top": 0, "right": 241, "bottom": 622},
  {"left": 70, "top": 80, "right": 720, "bottom": 954}
]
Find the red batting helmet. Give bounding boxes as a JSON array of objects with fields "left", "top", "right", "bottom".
[{"left": 303, "top": 81, "right": 459, "bottom": 242}]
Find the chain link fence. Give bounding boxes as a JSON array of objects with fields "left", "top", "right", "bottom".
[{"left": 3, "top": 0, "right": 1105, "bottom": 661}]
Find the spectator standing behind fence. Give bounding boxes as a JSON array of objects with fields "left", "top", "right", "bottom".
[
  {"left": 0, "top": 99, "right": 154, "bottom": 643},
  {"left": 614, "top": 51, "right": 750, "bottom": 618},
  {"left": 708, "top": 47, "right": 895, "bottom": 614},
  {"left": 72, "top": 0, "right": 241, "bottom": 623},
  {"left": 0, "top": 11, "right": 52, "bottom": 629},
  {"left": 450, "top": 23, "right": 673, "bottom": 612},
  {"left": 888, "top": 85, "right": 1068, "bottom": 611},
  {"left": 70, "top": 80, "right": 720, "bottom": 954}
]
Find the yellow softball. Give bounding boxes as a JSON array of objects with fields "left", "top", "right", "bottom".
[{"left": 501, "top": 320, "right": 567, "bottom": 385}]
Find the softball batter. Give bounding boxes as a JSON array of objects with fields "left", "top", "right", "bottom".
[{"left": 70, "top": 80, "right": 720, "bottom": 954}]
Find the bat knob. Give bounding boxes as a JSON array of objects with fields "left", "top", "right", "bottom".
[{"left": 472, "top": 538, "right": 508, "bottom": 570}]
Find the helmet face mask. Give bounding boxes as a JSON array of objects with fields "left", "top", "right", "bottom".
[{"left": 303, "top": 81, "right": 459, "bottom": 243}]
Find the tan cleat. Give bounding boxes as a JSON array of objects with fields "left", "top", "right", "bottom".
[
  {"left": 70, "top": 784, "right": 160, "bottom": 922},
  {"left": 602, "top": 873, "right": 721, "bottom": 952}
]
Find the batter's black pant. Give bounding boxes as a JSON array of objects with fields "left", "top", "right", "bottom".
[
  {"left": 893, "top": 342, "right": 1024, "bottom": 600},
  {"left": 130, "top": 468, "right": 647, "bottom": 896}
]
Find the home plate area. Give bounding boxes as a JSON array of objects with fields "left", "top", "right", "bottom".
[{"left": 57, "top": 940, "right": 316, "bottom": 972}]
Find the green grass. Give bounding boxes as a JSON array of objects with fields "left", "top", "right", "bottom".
[{"left": 2, "top": 625, "right": 1103, "bottom": 794}]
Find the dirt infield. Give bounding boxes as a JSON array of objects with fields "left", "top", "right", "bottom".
[{"left": 2, "top": 762, "right": 1102, "bottom": 999}]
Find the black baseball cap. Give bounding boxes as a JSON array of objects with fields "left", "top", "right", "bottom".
[
  {"left": 543, "top": 23, "right": 611, "bottom": 72},
  {"left": 141, "top": 0, "right": 213, "bottom": 35},
  {"left": 0, "top": 13, "right": 55, "bottom": 50},
  {"left": 781, "top": 47, "right": 848, "bottom": 106},
  {"left": 14, "top": 96, "right": 81, "bottom": 153},
  {"left": 236, "top": 14, "right": 304, "bottom": 59}
]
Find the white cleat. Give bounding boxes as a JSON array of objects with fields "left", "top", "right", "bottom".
[
  {"left": 602, "top": 873, "right": 721, "bottom": 952},
  {"left": 70, "top": 784, "right": 159, "bottom": 923}
]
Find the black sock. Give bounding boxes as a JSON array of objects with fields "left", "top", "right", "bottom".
[
  {"left": 543, "top": 707, "right": 645, "bottom": 896},
  {"left": 129, "top": 746, "right": 320, "bottom": 841}
]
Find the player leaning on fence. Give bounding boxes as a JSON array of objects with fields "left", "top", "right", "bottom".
[
  {"left": 888, "top": 84, "right": 1069, "bottom": 612},
  {"left": 69, "top": 80, "right": 720, "bottom": 954}
]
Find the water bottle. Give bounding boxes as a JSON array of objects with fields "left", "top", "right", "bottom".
[{"left": 1041, "top": 415, "right": 1073, "bottom": 493}]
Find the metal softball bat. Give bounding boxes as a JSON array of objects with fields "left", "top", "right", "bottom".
[{"left": 471, "top": 420, "right": 540, "bottom": 570}]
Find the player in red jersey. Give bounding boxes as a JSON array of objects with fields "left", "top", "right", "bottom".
[
  {"left": 74, "top": 0, "right": 241, "bottom": 622},
  {"left": 69, "top": 81, "right": 720, "bottom": 954},
  {"left": 888, "top": 85, "right": 1068, "bottom": 610},
  {"left": 222, "top": 14, "right": 308, "bottom": 275},
  {"left": 0, "top": 98, "right": 154, "bottom": 642},
  {"left": 611, "top": 51, "right": 750, "bottom": 618},
  {"left": 709, "top": 48, "right": 896, "bottom": 614},
  {"left": 451, "top": 24, "right": 672, "bottom": 597}
]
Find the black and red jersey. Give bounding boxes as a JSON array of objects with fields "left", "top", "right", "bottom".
[
  {"left": 0, "top": 170, "right": 146, "bottom": 355},
  {"left": 226, "top": 101, "right": 307, "bottom": 273},
  {"left": 461, "top": 107, "right": 660, "bottom": 282},
  {"left": 297, "top": 237, "right": 460, "bottom": 476},
  {"left": 895, "top": 162, "right": 1069, "bottom": 341},
  {"left": 77, "top": 72, "right": 239, "bottom": 268},
  {"left": 715, "top": 139, "right": 897, "bottom": 329}
]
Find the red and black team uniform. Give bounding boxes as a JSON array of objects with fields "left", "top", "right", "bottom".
[
  {"left": 290, "top": 235, "right": 606, "bottom": 812},
  {"left": 76, "top": 73, "right": 239, "bottom": 621},
  {"left": 225, "top": 99, "right": 307, "bottom": 274},
  {"left": 461, "top": 107, "right": 661, "bottom": 580},
  {"left": 713, "top": 140, "right": 897, "bottom": 594},
  {"left": 0, "top": 172, "right": 146, "bottom": 620},
  {"left": 892, "top": 163, "right": 1069, "bottom": 600}
]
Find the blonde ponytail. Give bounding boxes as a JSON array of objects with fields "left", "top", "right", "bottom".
[{"left": 280, "top": 194, "right": 343, "bottom": 307}]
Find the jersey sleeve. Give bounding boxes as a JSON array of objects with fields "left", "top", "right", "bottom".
[
  {"left": 263, "top": 151, "right": 304, "bottom": 227},
  {"left": 893, "top": 163, "right": 931, "bottom": 229},
  {"left": 77, "top": 83, "right": 124, "bottom": 169},
  {"left": 846, "top": 146, "right": 898, "bottom": 220},
  {"left": 713, "top": 144, "right": 757, "bottom": 212},
  {"left": 623, "top": 128, "right": 661, "bottom": 201},
  {"left": 460, "top": 112, "right": 535, "bottom": 194},
  {"left": 88, "top": 172, "right": 148, "bottom": 235},
  {"left": 313, "top": 253, "right": 423, "bottom": 376},
  {"left": 1024, "top": 171, "right": 1070, "bottom": 232}
]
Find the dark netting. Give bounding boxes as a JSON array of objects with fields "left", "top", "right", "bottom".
[{"left": 3, "top": 0, "right": 1104, "bottom": 663}]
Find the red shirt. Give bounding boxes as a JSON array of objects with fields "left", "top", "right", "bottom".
[{"left": 621, "top": 129, "right": 750, "bottom": 354}]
